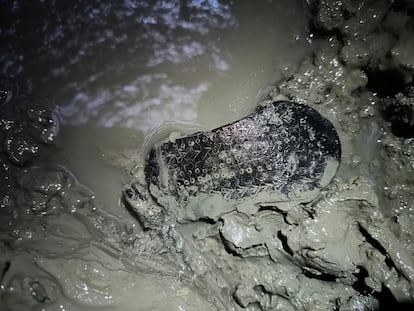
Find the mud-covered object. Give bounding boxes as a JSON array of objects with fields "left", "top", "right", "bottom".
[{"left": 127, "top": 101, "right": 341, "bottom": 223}]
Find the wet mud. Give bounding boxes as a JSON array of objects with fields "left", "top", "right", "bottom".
[{"left": 1, "top": 0, "right": 414, "bottom": 310}]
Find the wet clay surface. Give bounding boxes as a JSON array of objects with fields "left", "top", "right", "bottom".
[
  {"left": 125, "top": 1, "right": 414, "bottom": 310},
  {"left": 1, "top": 0, "right": 414, "bottom": 310}
]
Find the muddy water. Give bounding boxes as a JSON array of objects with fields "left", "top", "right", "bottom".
[
  {"left": 0, "top": 1, "right": 312, "bottom": 310},
  {"left": 64, "top": 1, "right": 308, "bottom": 214},
  {"left": 1, "top": 0, "right": 310, "bottom": 215},
  {"left": 4, "top": 0, "right": 414, "bottom": 310}
]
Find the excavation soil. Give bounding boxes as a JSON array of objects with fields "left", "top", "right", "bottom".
[{"left": 1, "top": 1, "right": 414, "bottom": 310}]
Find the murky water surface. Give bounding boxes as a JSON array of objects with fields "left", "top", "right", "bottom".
[
  {"left": 1, "top": 0, "right": 310, "bottom": 213},
  {"left": 0, "top": 1, "right": 311, "bottom": 310}
]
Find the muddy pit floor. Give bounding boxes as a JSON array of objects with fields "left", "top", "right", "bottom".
[{"left": 1, "top": 1, "right": 414, "bottom": 310}]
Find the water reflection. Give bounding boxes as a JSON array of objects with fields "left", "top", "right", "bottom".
[
  {"left": 0, "top": 0, "right": 241, "bottom": 133},
  {"left": 1, "top": 0, "right": 310, "bottom": 134},
  {"left": 62, "top": 77, "right": 209, "bottom": 131}
]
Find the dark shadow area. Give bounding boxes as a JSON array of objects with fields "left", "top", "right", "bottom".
[
  {"left": 383, "top": 103, "right": 414, "bottom": 138},
  {"left": 302, "top": 268, "right": 337, "bottom": 282},
  {"left": 376, "top": 301, "right": 414, "bottom": 311},
  {"left": 375, "top": 285, "right": 414, "bottom": 311},
  {"left": 365, "top": 69, "right": 407, "bottom": 97},
  {"left": 364, "top": 67, "right": 414, "bottom": 138},
  {"left": 391, "top": 0, "right": 414, "bottom": 15},
  {"left": 276, "top": 230, "right": 294, "bottom": 256},
  {"left": 352, "top": 266, "right": 372, "bottom": 295},
  {"left": 358, "top": 224, "right": 395, "bottom": 270}
]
